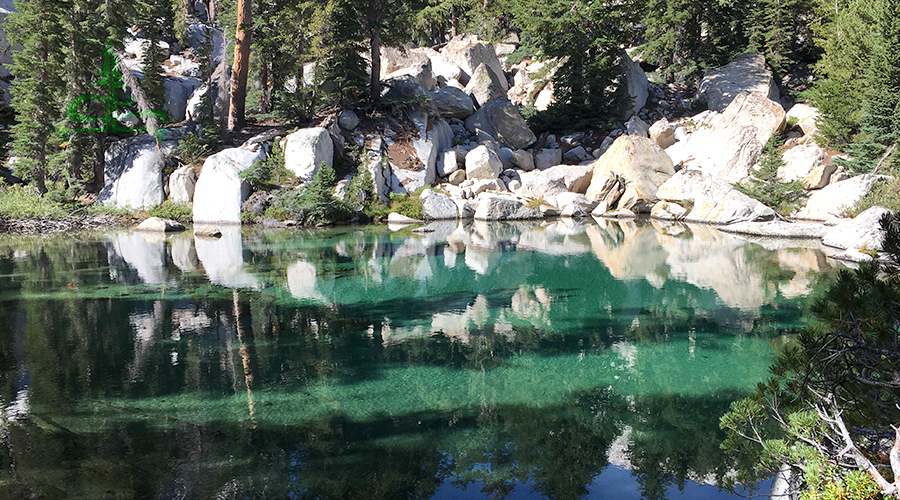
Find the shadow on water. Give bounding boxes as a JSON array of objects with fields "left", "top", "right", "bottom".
[{"left": 0, "top": 220, "right": 840, "bottom": 499}]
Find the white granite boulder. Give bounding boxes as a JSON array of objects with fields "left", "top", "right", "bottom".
[
  {"left": 284, "top": 127, "right": 334, "bottom": 182},
  {"left": 192, "top": 145, "right": 267, "bottom": 224}
]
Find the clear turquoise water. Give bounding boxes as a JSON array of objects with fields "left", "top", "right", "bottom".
[{"left": 0, "top": 218, "right": 834, "bottom": 499}]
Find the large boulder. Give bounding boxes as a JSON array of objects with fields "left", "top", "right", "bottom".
[
  {"left": 519, "top": 164, "right": 593, "bottom": 199},
  {"left": 431, "top": 86, "right": 475, "bottom": 119},
  {"left": 585, "top": 135, "right": 675, "bottom": 209},
  {"left": 822, "top": 206, "right": 891, "bottom": 251},
  {"left": 473, "top": 195, "right": 542, "bottom": 220},
  {"left": 621, "top": 54, "right": 649, "bottom": 119},
  {"left": 464, "top": 98, "right": 536, "bottom": 150},
  {"left": 664, "top": 92, "right": 786, "bottom": 182},
  {"left": 167, "top": 165, "right": 196, "bottom": 205},
  {"left": 441, "top": 34, "right": 508, "bottom": 91},
  {"left": 696, "top": 53, "right": 779, "bottom": 113},
  {"left": 465, "top": 62, "right": 507, "bottom": 107},
  {"left": 654, "top": 168, "right": 778, "bottom": 224},
  {"left": 98, "top": 133, "right": 179, "bottom": 209},
  {"left": 284, "top": 127, "right": 333, "bottom": 182},
  {"left": 421, "top": 191, "right": 460, "bottom": 220},
  {"left": 794, "top": 174, "right": 888, "bottom": 221},
  {"left": 192, "top": 145, "right": 267, "bottom": 224}
]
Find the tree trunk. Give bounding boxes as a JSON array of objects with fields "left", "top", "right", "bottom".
[
  {"left": 115, "top": 51, "right": 160, "bottom": 134},
  {"left": 450, "top": 5, "right": 458, "bottom": 37},
  {"left": 368, "top": 0, "right": 383, "bottom": 103},
  {"left": 208, "top": 0, "right": 217, "bottom": 20},
  {"left": 228, "top": 0, "right": 252, "bottom": 132},
  {"left": 90, "top": 134, "right": 106, "bottom": 193}
]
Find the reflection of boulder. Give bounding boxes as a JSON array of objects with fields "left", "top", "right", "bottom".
[
  {"left": 194, "top": 226, "right": 258, "bottom": 288},
  {"left": 170, "top": 232, "right": 199, "bottom": 272},
  {"left": 287, "top": 260, "right": 328, "bottom": 303},
  {"left": 105, "top": 231, "right": 168, "bottom": 285}
]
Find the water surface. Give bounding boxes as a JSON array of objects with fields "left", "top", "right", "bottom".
[{"left": 0, "top": 218, "right": 836, "bottom": 499}]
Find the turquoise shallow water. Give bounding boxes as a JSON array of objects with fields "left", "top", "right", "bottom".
[{"left": 0, "top": 218, "right": 836, "bottom": 499}]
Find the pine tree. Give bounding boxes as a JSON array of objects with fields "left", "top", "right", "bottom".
[
  {"left": 807, "top": 0, "right": 877, "bottom": 149},
  {"left": 512, "top": 0, "right": 638, "bottom": 130},
  {"left": 6, "top": 0, "right": 67, "bottom": 194},
  {"left": 747, "top": 0, "right": 817, "bottom": 76},
  {"left": 834, "top": 0, "right": 900, "bottom": 173},
  {"left": 228, "top": 0, "right": 252, "bottom": 130}
]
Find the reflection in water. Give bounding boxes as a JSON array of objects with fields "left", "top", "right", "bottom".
[{"left": 0, "top": 220, "right": 841, "bottom": 499}]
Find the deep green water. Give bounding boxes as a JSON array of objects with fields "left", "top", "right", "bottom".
[{"left": 0, "top": 218, "right": 836, "bottom": 499}]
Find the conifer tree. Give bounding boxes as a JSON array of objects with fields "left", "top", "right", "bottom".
[
  {"left": 746, "top": 0, "right": 817, "bottom": 76},
  {"left": 228, "top": 0, "right": 252, "bottom": 130},
  {"left": 6, "top": 0, "right": 67, "bottom": 194},
  {"left": 833, "top": 0, "right": 900, "bottom": 172},
  {"left": 512, "top": 0, "right": 637, "bottom": 129},
  {"left": 807, "top": 0, "right": 877, "bottom": 148}
]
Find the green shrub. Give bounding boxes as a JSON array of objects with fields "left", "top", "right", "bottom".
[
  {"left": 388, "top": 192, "right": 424, "bottom": 220},
  {"left": 734, "top": 132, "right": 806, "bottom": 216},
  {"left": 173, "top": 132, "right": 211, "bottom": 166},
  {"left": 241, "top": 141, "right": 296, "bottom": 189},
  {"left": 269, "top": 164, "right": 351, "bottom": 225},
  {"left": 148, "top": 200, "right": 192, "bottom": 223},
  {"left": 0, "top": 184, "right": 72, "bottom": 219},
  {"left": 846, "top": 167, "right": 900, "bottom": 216}
]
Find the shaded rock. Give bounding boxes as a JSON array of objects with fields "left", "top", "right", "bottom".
[
  {"left": 473, "top": 196, "right": 542, "bottom": 220},
  {"left": 534, "top": 148, "right": 561, "bottom": 170},
  {"left": 586, "top": 135, "right": 675, "bottom": 206},
  {"left": 338, "top": 109, "right": 360, "bottom": 130},
  {"left": 284, "top": 127, "right": 333, "bottom": 182},
  {"left": 794, "top": 174, "right": 887, "bottom": 221},
  {"left": 560, "top": 204, "right": 589, "bottom": 217},
  {"left": 164, "top": 76, "right": 203, "bottom": 122},
  {"left": 552, "top": 192, "right": 597, "bottom": 212},
  {"left": 696, "top": 53, "right": 779, "bottom": 113},
  {"left": 242, "top": 190, "right": 270, "bottom": 217},
  {"left": 822, "top": 206, "right": 891, "bottom": 251},
  {"left": 465, "top": 62, "right": 506, "bottom": 107},
  {"left": 562, "top": 146, "right": 592, "bottom": 163},
  {"left": 135, "top": 217, "right": 186, "bottom": 233},
  {"left": 167, "top": 165, "right": 196, "bottom": 205},
  {"left": 586, "top": 170, "right": 625, "bottom": 209},
  {"left": 431, "top": 86, "right": 475, "bottom": 119},
  {"left": 194, "top": 224, "right": 222, "bottom": 238},
  {"left": 656, "top": 169, "right": 778, "bottom": 224},
  {"left": 650, "top": 201, "right": 689, "bottom": 220},
  {"left": 465, "top": 145, "right": 502, "bottom": 180},
  {"left": 625, "top": 116, "right": 650, "bottom": 137},
  {"left": 381, "top": 74, "right": 431, "bottom": 101},
  {"left": 512, "top": 149, "right": 535, "bottom": 171},
  {"left": 464, "top": 98, "right": 536, "bottom": 150},
  {"left": 439, "top": 149, "right": 463, "bottom": 177},
  {"left": 192, "top": 146, "right": 267, "bottom": 224}
]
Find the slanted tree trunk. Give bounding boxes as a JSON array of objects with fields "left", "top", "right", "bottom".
[
  {"left": 114, "top": 51, "right": 161, "bottom": 134},
  {"left": 368, "top": 0, "right": 383, "bottom": 104},
  {"left": 450, "top": 5, "right": 458, "bottom": 37},
  {"left": 228, "top": 0, "right": 252, "bottom": 131}
]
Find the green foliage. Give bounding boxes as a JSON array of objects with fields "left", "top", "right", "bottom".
[
  {"left": 510, "top": 0, "right": 636, "bottom": 130},
  {"left": 147, "top": 200, "right": 192, "bottom": 222},
  {"left": 848, "top": 170, "right": 900, "bottom": 215},
  {"left": 173, "top": 133, "right": 211, "bottom": 166},
  {"left": 0, "top": 184, "right": 72, "bottom": 219},
  {"left": 240, "top": 140, "right": 296, "bottom": 189},
  {"left": 721, "top": 211, "right": 900, "bottom": 498},
  {"left": 734, "top": 132, "right": 806, "bottom": 215},
  {"left": 269, "top": 164, "right": 351, "bottom": 225}
]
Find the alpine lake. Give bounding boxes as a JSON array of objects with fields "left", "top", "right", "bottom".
[{"left": 0, "top": 217, "right": 842, "bottom": 499}]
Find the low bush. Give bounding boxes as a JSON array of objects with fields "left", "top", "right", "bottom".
[
  {"left": 269, "top": 165, "right": 351, "bottom": 225},
  {"left": 846, "top": 167, "right": 900, "bottom": 216},
  {"left": 148, "top": 200, "right": 192, "bottom": 223},
  {"left": 241, "top": 141, "right": 296, "bottom": 189},
  {"left": 0, "top": 184, "right": 73, "bottom": 219}
]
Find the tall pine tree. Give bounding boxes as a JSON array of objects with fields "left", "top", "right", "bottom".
[{"left": 7, "top": 0, "right": 67, "bottom": 194}]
